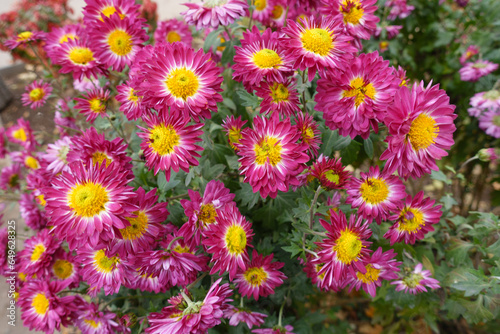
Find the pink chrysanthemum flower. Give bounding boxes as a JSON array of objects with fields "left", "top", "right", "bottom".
[
  {"left": 343, "top": 247, "right": 401, "bottom": 297},
  {"left": 74, "top": 301, "right": 123, "bottom": 333},
  {"left": 225, "top": 306, "right": 267, "bottom": 329},
  {"left": 6, "top": 118, "right": 37, "bottom": 151},
  {"left": 124, "top": 267, "right": 168, "bottom": 293},
  {"left": 233, "top": 26, "right": 293, "bottom": 88},
  {"left": 44, "top": 24, "right": 83, "bottom": 59},
  {"left": 478, "top": 109, "right": 500, "bottom": 138},
  {"left": 252, "top": 0, "right": 274, "bottom": 24},
  {"left": 308, "top": 154, "right": 351, "bottom": 190},
  {"left": 384, "top": 191, "right": 442, "bottom": 245},
  {"left": 254, "top": 79, "right": 301, "bottom": 117},
  {"left": 10, "top": 150, "right": 43, "bottom": 170},
  {"left": 386, "top": 0, "right": 414, "bottom": 20},
  {"left": 182, "top": 0, "right": 248, "bottom": 29},
  {"left": 222, "top": 115, "right": 248, "bottom": 150},
  {"left": 236, "top": 113, "right": 310, "bottom": 198},
  {"left": 0, "top": 164, "right": 22, "bottom": 190},
  {"left": 391, "top": 263, "right": 440, "bottom": 294},
  {"left": 295, "top": 112, "right": 321, "bottom": 158},
  {"left": 74, "top": 87, "right": 110, "bottom": 123},
  {"left": 21, "top": 80, "right": 52, "bottom": 110},
  {"left": 459, "top": 60, "right": 498, "bottom": 82},
  {"left": 19, "top": 193, "right": 46, "bottom": 230},
  {"left": 281, "top": 15, "right": 357, "bottom": 81},
  {"left": 4, "top": 31, "right": 43, "bottom": 49},
  {"left": 302, "top": 254, "right": 338, "bottom": 291},
  {"left": 137, "top": 110, "right": 203, "bottom": 181},
  {"left": 468, "top": 89, "right": 500, "bottom": 117},
  {"left": 43, "top": 161, "right": 135, "bottom": 250},
  {"left": 116, "top": 82, "right": 146, "bottom": 121},
  {"left": 89, "top": 13, "right": 148, "bottom": 71},
  {"left": 18, "top": 229, "right": 60, "bottom": 277},
  {"left": 138, "top": 42, "right": 223, "bottom": 121},
  {"left": 374, "top": 25, "right": 403, "bottom": 39},
  {"left": 83, "top": 0, "right": 141, "bottom": 25},
  {"left": 269, "top": 0, "right": 288, "bottom": 27},
  {"left": 41, "top": 136, "right": 72, "bottom": 175},
  {"left": 53, "top": 38, "right": 106, "bottom": 80},
  {"left": 235, "top": 249, "right": 286, "bottom": 300},
  {"left": 380, "top": 82, "right": 457, "bottom": 179},
  {"left": 50, "top": 249, "right": 80, "bottom": 288},
  {"left": 316, "top": 52, "right": 398, "bottom": 139},
  {"left": 346, "top": 166, "right": 406, "bottom": 224},
  {"left": 203, "top": 206, "right": 254, "bottom": 281},
  {"left": 460, "top": 45, "right": 479, "bottom": 65},
  {"left": 319, "top": 0, "right": 379, "bottom": 40},
  {"left": 19, "top": 280, "right": 76, "bottom": 333},
  {"left": 312, "top": 211, "right": 372, "bottom": 288},
  {"left": 155, "top": 18, "right": 193, "bottom": 45},
  {"left": 252, "top": 324, "right": 295, "bottom": 334}
]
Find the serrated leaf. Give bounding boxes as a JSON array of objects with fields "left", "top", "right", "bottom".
[
  {"left": 282, "top": 244, "right": 303, "bottom": 258},
  {"left": 458, "top": 296, "right": 494, "bottom": 324},
  {"left": 221, "top": 43, "right": 236, "bottom": 64},
  {"left": 157, "top": 171, "right": 180, "bottom": 192},
  {"left": 431, "top": 170, "right": 452, "bottom": 185},
  {"left": 235, "top": 89, "right": 260, "bottom": 108},
  {"left": 447, "top": 238, "right": 473, "bottom": 265},
  {"left": 235, "top": 183, "right": 260, "bottom": 209},
  {"left": 447, "top": 268, "right": 491, "bottom": 297}
]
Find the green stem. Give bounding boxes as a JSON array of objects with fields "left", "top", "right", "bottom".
[
  {"left": 459, "top": 156, "right": 478, "bottom": 171},
  {"left": 283, "top": 6, "right": 290, "bottom": 27},
  {"left": 166, "top": 193, "right": 189, "bottom": 201},
  {"left": 309, "top": 186, "right": 323, "bottom": 230},
  {"left": 247, "top": 0, "right": 254, "bottom": 30},
  {"left": 223, "top": 25, "right": 233, "bottom": 43},
  {"left": 278, "top": 300, "right": 286, "bottom": 327},
  {"left": 301, "top": 70, "right": 308, "bottom": 113},
  {"left": 186, "top": 272, "right": 207, "bottom": 290},
  {"left": 180, "top": 290, "right": 194, "bottom": 306},
  {"left": 166, "top": 236, "right": 184, "bottom": 251}
]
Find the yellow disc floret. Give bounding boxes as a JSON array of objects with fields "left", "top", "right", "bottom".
[
  {"left": 252, "top": 49, "right": 282, "bottom": 69},
  {"left": 272, "top": 5, "right": 284, "bottom": 19},
  {"left": 12, "top": 128, "right": 27, "bottom": 142},
  {"left": 25, "top": 156, "right": 40, "bottom": 169},
  {"left": 84, "top": 319, "right": 101, "bottom": 328},
  {"left": 334, "top": 229, "right": 362, "bottom": 264},
  {"left": 198, "top": 204, "right": 217, "bottom": 227},
  {"left": 68, "top": 182, "right": 109, "bottom": 218},
  {"left": 225, "top": 225, "right": 247, "bottom": 255},
  {"left": 121, "top": 211, "right": 148, "bottom": 240},
  {"left": 255, "top": 0, "right": 267, "bottom": 11},
  {"left": 408, "top": 114, "right": 439, "bottom": 151},
  {"left": 244, "top": 267, "right": 268, "bottom": 286},
  {"left": 29, "top": 88, "right": 45, "bottom": 102},
  {"left": 301, "top": 28, "right": 333, "bottom": 56},
  {"left": 360, "top": 177, "right": 389, "bottom": 205},
  {"left": 356, "top": 264, "right": 380, "bottom": 283},
  {"left": 93, "top": 249, "right": 119, "bottom": 273},
  {"left": 167, "top": 31, "right": 182, "bottom": 43},
  {"left": 270, "top": 83, "right": 289, "bottom": 102},
  {"left": 108, "top": 30, "right": 133, "bottom": 56},
  {"left": 68, "top": 47, "right": 94, "bottom": 65},
  {"left": 166, "top": 67, "right": 199, "bottom": 100},
  {"left": 53, "top": 259, "right": 73, "bottom": 279},
  {"left": 340, "top": 0, "right": 364, "bottom": 25},
  {"left": 342, "top": 77, "right": 376, "bottom": 108},
  {"left": 254, "top": 136, "right": 282, "bottom": 166},
  {"left": 59, "top": 34, "right": 77, "bottom": 44},
  {"left": 32, "top": 293, "right": 49, "bottom": 315},
  {"left": 92, "top": 151, "right": 112, "bottom": 167},
  {"left": 17, "top": 31, "right": 33, "bottom": 42},
  {"left": 397, "top": 207, "right": 425, "bottom": 233},
  {"left": 149, "top": 124, "right": 180, "bottom": 156},
  {"left": 30, "top": 244, "right": 46, "bottom": 262}
]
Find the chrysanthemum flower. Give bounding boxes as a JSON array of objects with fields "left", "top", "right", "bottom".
[
  {"left": 55, "top": 109, "right": 80, "bottom": 137},
  {"left": 478, "top": 147, "right": 500, "bottom": 163},
  {"left": 43, "top": 24, "right": 83, "bottom": 59},
  {"left": 385, "top": 0, "right": 414, "bottom": 20},
  {"left": 54, "top": 38, "right": 106, "bottom": 80},
  {"left": 138, "top": 42, "right": 223, "bottom": 121},
  {"left": 155, "top": 18, "right": 193, "bottom": 45},
  {"left": 21, "top": 80, "right": 52, "bottom": 110},
  {"left": 319, "top": 0, "right": 379, "bottom": 40},
  {"left": 254, "top": 79, "right": 301, "bottom": 117},
  {"left": 0, "top": 164, "right": 22, "bottom": 190},
  {"left": 269, "top": 0, "right": 288, "bottom": 27},
  {"left": 346, "top": 166, "right": 406, "bottom": 224},
  {"left": 391, "top": 263, "right": 440, "bottom": 294},
  {"left": 479, "top": 109, "right": 500, "bottom": 138},
  {"left": 225, "top": 306, "right": 267, "bottom": 329},
  {"left": 6, "top": 118, "right": 37, "bottom": 151},
  {"left": 124, "top": 267, "right": 168, "bottom": 293},
  {"left": 252, "top": 0, "right": 275, "bottom": 24},
  {"left": 203, "top": 206, "right": 254, "bottom": 281},
  {"left": 308, "top": 154, "right": 351, "bottom": 190},
  {"left": 460, "top": 45, "right": 479, "bottom": 65},
  {"left": 384, "top": 192, "right": 442, "bottom": 245},
  {"left": 343, "top": 247, "right": 401, "bottom": 297},
  {"left": 293, "top": 114, "right": 320, "bottom": 159},
  {"left": 380, "top": 82, "right": 457, "bottom": 179},
  {"left": 468, "top": 89, "right": 500, "bottom": 117},
  {"left": 315, "top": 52, "right": 398, "bottom": 139},
  {"left": 235, "top": 250, "right": 286, "bottom": 300},
  {"left": 236, "top": 113, "right": 310, "bottom": 198},
  {"left": 252, "top": 324, "right": 295, "bottom": 334},
  {"left": 74, "top": 301, "right": 123, "bottom": 333},
  {"left": 41, "top": 136, "right": 72, "bottom": 175},
  {"left": 137, "top": 110, "right": 203, "bottom": 181},
  {"left": 222, "top": 115, "right": 248, "bottom": 150},
  {"left": 459, "top": 60, "right": 498, "bottom": 82},
  {"left": 4, "top": 31, "right": 43, "bottom": 49},
  {"left": 43, "top": 161, "right": 135, "bottom": 250},
  {"left": 116, "top": 82, "right": 146, "bottom": 120},
  {"left": 83, "top": 0, "right": 141, "bottom": 25},
  {"left": 18, "top": 229, "right": 59, "bottom": 277},
  {"left": 313, "top": 210, "right": 372, "bottom": 288},
  {"left": 50, "top": 249, "right": 80, "bottom": 288},
  {"left": 182, "top": 0, "right": 248, "bottom": 29},
  {"left": 302, "top": 254, "right": 339, "bottom": 291},
  {"left": 233, "top": 26, "right": 292, "bottom": 88},
  {"left": 89, "top": 13, "right": 148, "bottom": 71},
  {"left": 374, "top": 25, "right": 403, "bottom": 39},
  {"left": 19, "top": 193, "right": 46, "bottom": 230},
  {"left": 74, "top": 87, "right": 110, "bottom": 123},
  {"left": 146, "top": 278, "right": 233, "bottom": 334},
  {"left": 281, "top": 15, "right": 357, "bottom": 81}
]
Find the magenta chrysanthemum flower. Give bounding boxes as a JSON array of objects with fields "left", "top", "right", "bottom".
[
  {"left": 137, "top": 110, "right": 203, "bottom": 181},
  {"left": 43, "top": 24, "right": 83, "bottom": 59},
  {"left": 18, "top": 229, "right": 60, "bottom": 277},
  {"left": 254, "top": 79, "right": 301, "bottom": 117},
  {"left": 269, "top": 0, "right": 288, "bottom": 27},
  {"left": 319, "top": 0, "right": 379, "bottom": 40},
  {"left": 380, "top": 82, "right": 457, "bottom": 179},
  {"left": 459, "top": 60, "right": 498, "bottom": 82},
  {"left": 53, "top": 38, "right": 106, "bottom": 80},
  {"left": 74, "top": 301, "right": 123, "bottom": 333},
  {"left": 6, "top": 118, "right": 37, "bottom": 151},
  {"left": 155, "top": 18, "right": 193, "bottom": 45},
  {"left": 374, "top": 25, "right": 403, "bottom": 39},
  {"left": 308, "top": 154, "right": 351, "bottom": 190},
  {"left": 50, "top": 249, "right": 80, "bottom": 288},
  {"left": 346, "top": 166, "right": 406, "bottom": 224},
  {"left": 89, "top": 13, "right": 148, "bottom": 71},
  {"left": 468, "top": 89, "right": 500, "bottom": 117},
  {"left": 74, "top": 87, "right": 110, "bottom": 123},
  {"left": 391, "top": 263, "right": 440, "bottom": 294},
  {"left": 83, "top": 0, "right": 141, "bottom": 25},
  {"left": 40, "top": 136, "right": 72, "bottom": 175},
  {"left": 116, "top": 81, "right": 146, "bottom": 120},
  {"left": 138, "top": 42, "right": 223, "bottom": 121},
  {"left": 252, "top": 324, "right": 295, "bottom": 334},
  {"left": 222, "top": 115, "right": 248, "bottom": 150},
  {"left": 479, "top": 109, "right": 500, "bottom": 138},
  {"left": 203, "top": 206, "right": 254, "bottom": 281},
  {"left": 252, "top": 0, "right": 274, "bottom": 24},
  {"left": 343, "top": 247, "right": 401, "bottom": 297},
  {"left": 21, "top": 80, "right": 52, "bottom": 110},
  {"left": 386, "top": 0, "right": 414, "bottom": 20},
  {"left": 460, "top": 45, "right": 479, "bottom": 65},
  {"left": 43, "top": 161, "right": 135, "bottom": 250},
  {"left": 0, "top": 164, "right": 22, "bottom": 190},
  {"left": 235, "top": 249, "right": 286, "bottom": 300},
  {"left": 303, "top": 254, "right": 338, "bottom": 291},
  {"left": 312, "top": 211, "right": 372, "bottom": 289},
  {"left": 225, "top": 306, "right": 267, "bottom": 329},
  {"left": 233, "top": 26, "right": 293, "bottom": 88},
  {"left": 4, "top": 31, "right": 43, "bottom": 49},
  {"left": 295, "top": 112, "right": 321, "bottom": 158},
  {"left": 182, "top": 0, "right": 248, "bottom": 29},
  {"left": 19, "top": 193, "right": 46, "bottom": 230},
  {"left": 384, "top": 191, "right": 442, "bottom": 245},
  {"left": 236, "top": 113, "right": 310, "bottom": 198},
  {"left": 316, "top": 52, "right": 398, "bottom": 139},
  {"left": 124, "top": 266, "right": 168, "bottom": 293},
  {"left": 281, "top": 15, "right": 357, "bottom": 81}
]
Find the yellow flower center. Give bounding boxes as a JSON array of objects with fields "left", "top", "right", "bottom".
[
  {"left": 149, "top": 124, "right": 180, "bottom": 156},
  {"left": 128, "top": 88, "right": 139, "bottom": 102},
  {"left": 228, "top": 127, "right": 242, "bottom": 149},
  {"left": 12, "top": 128, "right": 27, "bottom": 142},
  {"left": 252, "top": 49, "right": 282, "bottom": 69},
  {"left": 173, "top": 244, "right": 191, "bottom": 253},
  {"left": 32, "top": 293, "right": 49, "bottom": 315},
  {"left": 225, "top": 225, "right": 247, "bottom": 255},
  {"left": 397, "top": 207, "right": 425, "bottom": 233},
  {"left": 19, "top": 272, "right": 27, "bottom": 281},
  {"left": 91, "top": 151, "right": 112, "bottom": 167},
  {"left": 68, "top": 47, "right": 94, "bottom": 65},
  {"left": 53, "top": 259, "right": 73, "bottom": 279},
  {"left": 324, "top": 170, "right": 340, "bottom": 184},
  {"left": 8, "top": 174, "right": 19, "bottom": 188},
  {"left": 59, "top": 33, "right": 77, "bottom": 44},
  {"left": 270, "top": 83, "right": 289, "bottom": 102},
  {"left": 333, "top": 229, "right": 362, "bottom": 264},
  {"left": 198, "top": 203, "right": 217, "bottom": 227},
  {"left": 121, "top": 211, "right": 148, "bottom": 240},
  {"left": 342, "top": 77, "right": 376, "bottom": 108},
  {"left": 340, "top": 0, "right": 364, "bottom": 25},
  {"left": 17, "top": 31, "right": 33, "bottom": 41},
  {"left": 29, "top": 88, "right": 45, "bottom": 102},
  {"left": 243, "top": 267, "right": 268, "bottom": 286},
  {"left": 30, "top": 244, "right": 45, "bottom": 262},
  {"left": 167, "top": 31, "right": 182, "bottom": 43},
  {"left": 84, "top": 319, "right": 101, "bottom": 328},
  {"left": 166, "top": 67, "right": 200, "bottom": 100},
  {"left": 68, "top": 182, "right": 109, "bottom": 218},
  {"left": 356, "top": 264, "right": 380, "bottom": 283},
  {"left": 408, "top": 114, "right": 439, "bottom": 151},
  {"left": 254, "top": 136, "right": 282, "bottom": 166},
  {"left": 360, "top": 177, "right": 389, "bottom": 205},
  {"left": 93, "top": 249, "right": 119, "bottom": 273},
  {"left": 303, "top": 127, "right": 315, "bottom": 141},
  {"left": 403, "top": 273, "right": 423, "bottom": 288},
  {"left": 100, "top": 6, "right": 125, "bottom": 20},
  {"left": 272, "top": 5, "right": 284, "bottom": 19},
  {"left": 315, "top": 264, "right": 326, "bottom": 280},
  {"left": 107, "top": 30, "right": 133, "bottom": 56},
  {"left": 301, "top": 28, "right": 333, "bottom": 57},
  {"left": 255, "top": 0, "right": 267, "bottom": 11},
  {"left": 25, "top": 156, "right": 40, "bottom": 169},
  {"left": 37, "top": 194, "right": 46, "bottom": 206}
]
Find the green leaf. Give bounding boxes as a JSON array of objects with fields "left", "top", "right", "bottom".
[
  {"left": 458, "top": 296, "right": 494, "bottom": 324},
  {"left": 340, "top": 140, "right": 362, "bottom": 165},
  {"left": 221, "top": 42, "right": 236, "bottom": 64},
  {"left": 447, "top": 268, "right": 491, "bottom": 297},
  {"left": 203, "top": 28, "right": 222, "bottom": 52},
  {"left": 282, "top": 243, "right": 303, "bottom": 258},
  {"left": 235, "top": 183, "right": 260, "bottom": 209},
  {"left": 222, "top": 97, "right": 236, "bottom": 110},
  {"left": 157, "top": 171, "right": 180, "bottom": 192},
  {"left": 431, "top": 170, "right": 452, "bottom": 185},
  {"left": 235, "top": 89, "right": 260, "bottom": 108},
  {"left": 364, "top": 137, "right": 374, "bottom": 159},
  {"left": 446, "top": 238, "right": 473, "bottom": 265}
]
